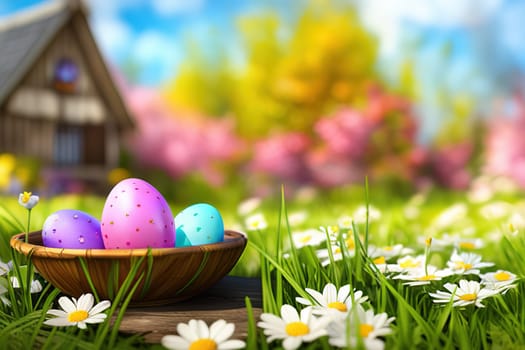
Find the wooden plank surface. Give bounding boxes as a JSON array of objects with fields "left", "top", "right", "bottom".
[{"left": 118, "top": 276, "right": 262, "bottom": 343}]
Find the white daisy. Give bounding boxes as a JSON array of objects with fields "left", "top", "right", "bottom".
[
  {"left": 10, "top": 276, "right": 43, "bottom": 293},
  {"left": 337, "top": 215, "right": 354, "bottom": 229},
  {"left": 257, "top": 304, "right": 330, "bottom": 350},
  {"left": 161, "top": 319, "right": 245, "bottom": 350},
  {"left": 353, "top": 205, "right": 382, "bottom": 224},
  {"left": 467, "top": 182, "right": 493, "bottom": 203},
  {"left": 455, "top": 238, "right": 485, "bottom": 251},
  {"left": 18, "top": 191, "right": 39, "bottom": 209},
  {"left": 44, "top": 293, "right": 111, "bottom": 329},
  {"left": 432, "top": 203, "right": 467, "bottom": 229},
  {"left": 369, "top": 244, "right": 414, "bottom": 259},
  {"left": 287, "top": 211, "right": 308, "bottom": 227},
  {"left": 446, "top": 250, "right": 494, "bottom": 275},
  {"left": 403, "top": 205, "right": 420, "bottom": 219},
  {"left": 393, "top": 265, "right": 453, "bottom": 286},
  {"left": 0, "top": 260, "right": 10, "bottom": 276},
  {"left": 244, "top": 213, "right": 268, "bottom": 231},
  {"left": 429, "top": 280, "right": 498, "bottom": 308},
  {"left": 0, "top": 281, "right": 10, "bottom": 306},
  {"left": 319, "top": 225, "right": 341, "bottom": 241},
  {"left": 237, "top": 197, "right": 261, "bottom": 216},
  {"left": 479, "top": 201, "right": 512, "bottom": 220},
  {"left": 394, "top": 255, "right": 426, "bottom": 272},
  {"left": 481, "top": 270, "right": 518, "bottom": 294},
  {"left": 296, "top": 283, "right": 368, "bottom": 319},
  {"left": 316, "top": 237, "right": 357, "bottom": 266},
  {"left": 292, "top": 229, "right": 327, "bottom": 249},
  {"left": 423, "top": 234, "right": 460, "bottom": 250},
  {"left": 327, "top": 306, "right": 394, "bottom": 350}
]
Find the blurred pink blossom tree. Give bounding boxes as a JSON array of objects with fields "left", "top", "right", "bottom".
[
  {"left": 125, "top": 87, "right": 243, "bottom": 186},
  {"left": 483, "top": 95, "right": 525, "bottom": 187}
]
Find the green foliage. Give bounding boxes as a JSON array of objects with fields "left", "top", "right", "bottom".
[
  {"left": 163, "top": 0, "right": 378, "bottom": 138},
  {"left": 1, "top": 180, "right": 525, "bottom": 348}
]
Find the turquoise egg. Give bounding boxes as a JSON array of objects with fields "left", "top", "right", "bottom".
[{"left": 174, "top": 203, "right": 224, "bottom": 247}]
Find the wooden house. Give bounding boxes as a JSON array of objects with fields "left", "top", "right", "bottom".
[{"left": 0, "top": 0, "right": 133, "bottom": 191}]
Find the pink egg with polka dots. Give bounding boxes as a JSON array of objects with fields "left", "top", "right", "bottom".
[
  {"left": 101, "top": 178, "right": 175, "bottom": 249},
  {"left": 42, "top": 209, "right": 104, "bottom": 249}
]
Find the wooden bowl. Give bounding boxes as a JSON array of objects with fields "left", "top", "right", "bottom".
[{"left": 10, "top": 230, "right": 247, "bottom": 306}]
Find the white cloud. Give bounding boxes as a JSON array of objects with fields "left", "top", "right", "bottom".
[
  {"left": 356, "top": 0, "right": 502, "bottom": 56},
  {"left": 86, "top": 0, "right": 144, "bottom": 15},
  {"left": 131, "top": 30, "right": 183, "bottom": 84},
  {"left": 151, "top": 0, "right": 206, "bottom": 15},
  {"left": 90, "top": 17, "right": 133, "bottom": 61}
]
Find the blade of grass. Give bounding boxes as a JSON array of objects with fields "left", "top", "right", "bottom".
[
  {"left": 245, "top": 296, "right": 258, "bottom": 350},
  {"left": 78, "top": 257, "right": 100, "bottom": 302}
]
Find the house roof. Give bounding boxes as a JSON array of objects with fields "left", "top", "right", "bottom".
[{"left": 0, "top": 0, "right": 134, "bottom": 129}]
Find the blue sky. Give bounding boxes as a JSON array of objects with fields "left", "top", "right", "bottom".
[
  {"left": 1, "top": 0, "right": 524, "bottom": 89},
  {"left": 0, "top": 0, "right": 302, "bottom": 85}
]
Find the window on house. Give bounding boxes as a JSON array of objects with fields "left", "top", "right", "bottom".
[
  {"left": 53, "top": 124, "right": 83, "bottom": 165},
  {"left": 53, "top": 58, "right": 79, "bottom": 94}
]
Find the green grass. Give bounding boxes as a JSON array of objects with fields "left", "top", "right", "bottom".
[{"left": 1, "top": 181, "right": 525, "bottom": 348}]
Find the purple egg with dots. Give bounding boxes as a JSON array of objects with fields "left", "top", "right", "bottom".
[
  {"left": 42, "top": 209, "right": 104, "bottom": 249},
  {"left": 175, "top": 203, "right": 224, "bottom": 247},
  {"left": 101, "top": 178, "right": 175, "bottom": 249}
]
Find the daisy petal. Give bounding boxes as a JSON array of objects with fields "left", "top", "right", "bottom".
[
  {"left": 77, "top": 294, "right": 94, "bottom": 312},
  {"left": 90, "top": 300, "right": 111, "bottom": 315},
  {"left": 177, "top": 322, "right": 198, "bottom": 342},
  {"left": 46, "top": 310, "right": 68, "bottom": 318},
  {"left": 161, "top": 335, "right": 189, "bottom": 350},
  {"left": 218, "top": 339, "right": 246, "bottom": 350},
  {"left": 324, "top": 284, "right": 337, "bottom": 303},
  {"left": 44, "top": 318, "right": 72, "bottom": 327},
  {"left": 213, "top": 322, "right": 234, "bottom": 343},
  {"left": 58, "top": 296, "right": 76, "bottom": 313},
  {"left": 305, "top": 288, "right": 326, "bottom": 306},
  {"left": 196, "top": 319, "right": 209, "bottom": 338},
  {"left": 337, "top": 284, "right": 351, "bottom": 301},
  {"left": 283, "top": 336, "right": 302, "bottom": 350},
  {"left": 281, "top": 304, "right": 300, "bottom": 322}
]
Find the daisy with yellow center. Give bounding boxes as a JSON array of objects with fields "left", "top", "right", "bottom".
[
  {"left": 353, "top": 205, "right": 382, "bottom": 224},
  {"left": 292, "top": 229, "right": 327, "bottom": 249},
  {"left": 44, "top": 293, "right": 110, "bottom": 329},
  {"left": 296, "top": 283, "right": 368, "bottom": 319},
  {"left": 316, "top": 239, "right": 357, "bottom": 266},
  {"left": 456, "top": 238, "right": 484, "bottom": 251},
  {"left": 396, "top": 255, "right": 425, "bottom": 271},
  {"left": 393, "top": 265, "right": 452, "bottom": 286},
  {"left": 429, "top": 280, "right": 498, "bottom": 308},
  {"left": 337, "top": 215, "right": 353, "bottom": 229},
  {"left": 244, "top": 212, "right": 268, "bottom": 231},
  {"left": 237, "top": 197, "right": 261, "bottom": 216},
  {"left": 446, "top": 250, "right": 494, "bottom": 275},
  {"left": 287, "top": 211, "right": 308, "bottom": 227},
  {"left": 257, "top": 304, "right": 330, "bottom": 350},
  {"left": 18, "top": 191, "right": 39, "bottom": 209},
  {"left": 319, "top": 225, "right": 340, "bottom": 241},
  {"left": 327, "top": 306, "right": 395, "bottom": 349},
  {"left": 481, "top": 270, "right": 518, "bottom": 294},
  {"left": 18, "top": 191, "right": 39, "bottom": 242},
  {"left": 369, "top": 244, "right": 414, "bottom": 259},
  {"left": 161, "top": 319, "right": 245, "bottom": 350}
]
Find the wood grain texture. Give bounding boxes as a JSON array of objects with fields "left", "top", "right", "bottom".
[
  {"left": 10, "top": 231, "right": 247, "bottom": 305},
  {"left": 118, "top": 276, "right": 262, "bottom": 343}
]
